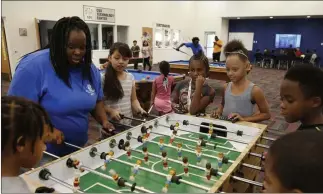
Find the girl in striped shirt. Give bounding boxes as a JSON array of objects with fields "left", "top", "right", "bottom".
[{"left": 102, "top": 42, "right": 146, "bottom": 137}]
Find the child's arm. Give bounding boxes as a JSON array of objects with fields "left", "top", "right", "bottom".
[
  {"left": 212, "top": 83, "right": 227, "bottom": 118},
  {"left": 104, "top": 106, "right": 122, "bottom": 121},
  {"left": 231, "top": 86, "right": 271, "bottom": 122},
  {"left": 190, "top": 76, "right": 215, "bottom": 115},
  {"left": 131, "top": 81, "right": 146, "bottom": 114},
  {"left": 171, "top": 82, "right": 182, "bottom": 113},
  {"left": 150, "top": 80, "right": 157, "bottom": 107}
]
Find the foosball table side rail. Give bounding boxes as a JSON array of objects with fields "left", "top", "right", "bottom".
[
  {"left": 20, "top": 118, "right": 162, "bottom": 193},
  {"left": 208, "top": 123, "right": 267, "bottom": 193}
]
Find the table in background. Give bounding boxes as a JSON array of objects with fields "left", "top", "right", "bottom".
[
  {"left": 100, "top": 69, "right": 185, "bottom": 111},
  {"left": 168, "top": 60, "right": 229, "bottom": 82},
  {"left": 100, "top": 57, "right": 144, "bottom": 67}
]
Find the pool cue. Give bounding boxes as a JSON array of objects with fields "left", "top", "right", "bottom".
[{"left": 173, "top": 48, "right": 190, "bottom": 56}]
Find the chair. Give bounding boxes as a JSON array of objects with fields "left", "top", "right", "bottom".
[{"left": 254, "top": 53, "right": 263, "bottom": 67}]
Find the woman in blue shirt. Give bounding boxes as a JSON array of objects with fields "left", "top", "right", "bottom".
[{"left": 8, "top": 16, "right": 114, "bottom": 157}]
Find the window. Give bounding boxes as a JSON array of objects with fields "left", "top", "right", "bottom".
[
  {"left": 87, "top": 23, "right": 99, "bottom": 50},
  {"left": 102, "top": 25, "right": 114, "bottom": 50}
]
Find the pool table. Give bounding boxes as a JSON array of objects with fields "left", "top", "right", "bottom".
[
  {"left": 99, "top": 69, "right": 185, "bottom": 111},
  {"left": 169, "top": 60, "right": 229, "bottom": 82}
]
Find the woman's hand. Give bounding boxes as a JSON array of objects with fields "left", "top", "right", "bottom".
[
  {"left": 110, "top": 109, "right": 122, "bottom": 121},
  {"left": 102, "top": 120, "right": 115, "bottom": 133},
  {"left": 48, "top": 128, "right": 64, "bottom": 144}
]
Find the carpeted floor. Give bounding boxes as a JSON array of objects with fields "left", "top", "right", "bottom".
[{"left": 1, "top": 66, "right": 299, "bottom": 145}]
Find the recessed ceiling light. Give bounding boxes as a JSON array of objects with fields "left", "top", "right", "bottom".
[
  {"left": 237, "top": 17, "right": 240, "bottom": 19},
  {"left": 307, "top": 16, "right": 311, "bottom": 18},
  {"left": 269, "top": 16, "right": 273, "bottom": 19}
]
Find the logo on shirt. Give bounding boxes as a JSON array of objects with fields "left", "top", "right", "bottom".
[{"left": 85, "top": 84, "right": 95, "bottom": 96}]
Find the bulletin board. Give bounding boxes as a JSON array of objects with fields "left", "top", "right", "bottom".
[{"left": 154, "top": 23, "right": 181, "bottom": 49}]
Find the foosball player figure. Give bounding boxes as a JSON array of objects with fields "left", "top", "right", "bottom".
[
  {"left": 182, "top": 157, "right": 189, "bottom": 177},
  {"left": 141, "top": 126, "right": 147, "bottom": 137},
  {"left": 197, "top": 136, "right": 206, "bottom": 147},
  {"left": 124, "top": 141, "right": 132, "bottom": 159},
  {"left": 196, "top": 146, "right": 202, "bottom": 165},
  {"left": 146, "top": 125, "right": 153, "bottom": 138},
  {"left": 142, "top": 135, "right": 148, "bottom": 147},
  {"left": 142, "top": 147, "right": 149, "bottom": 164},
  {"left": 129, "top": 160, "right": 142, "bottom": 181},
  {"left": 174, "top": 122, "right": 180, "bottom": 132},
  {"left": 162, "top": 151, "right": 168, "bottom": 171},
  {"left": 177, "top": 142, "right": 183, "bottom": 160},
  {"left": 109, "top": 169, "right": 126, "bottom": 187},
  {"left": 205, "top": 163, "right": 212, "bottom": 180},
  {"left": 205, "top": 162, "right": 218, "bottom": 181},
  {"left": 218, "top": 152, "right": 224, "bottom": 171},
  {"left": 169, "top": 130, "right": 177, "bottom": 145},
  {"left": 73, "top": 172, "right": 80, "bottom": 191},
  {"left": 159, "top": 137, "right": 165, "bottom": 153},
  {"left": 162, "top": 169, "right": 176, "bottom": 193},
  {"left": 72, "top": 158, "right": 84, "bottom": 172},
  {"left": 208, "top": 123, "right": 214, "bottom": 139},
  {"left": 101, "top": 151, "right": 114, "bottom": 171}
]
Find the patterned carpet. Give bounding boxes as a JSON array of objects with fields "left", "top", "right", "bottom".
[{"left": 1, "top": 66, "right": 299, "bottom": 145}]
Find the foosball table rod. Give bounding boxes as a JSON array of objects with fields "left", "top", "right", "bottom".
[
  {"left": 166, "top": 116, "right": 276, "bottom": 142},
  {"left": 38, "top": 168, "right": 84, "bottom": 193},
  {"left": 128, "top": 132, "right": 263, "bottom": 172},
  {"left": 155, "top": 121, "right": 270, "bottom": 149},
  {"left": 80, "top": 165, "right": 151, "bottom": 193},
  {"left": 125, "top": 134, "right": 264, "bottom": 188},
  {"left": 89, "top": 147, "right": 211, "bottom": 192}
]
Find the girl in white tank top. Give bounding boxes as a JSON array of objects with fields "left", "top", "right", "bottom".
[{"left": 212, "top": 40, "right": 270, "bottom": 123}]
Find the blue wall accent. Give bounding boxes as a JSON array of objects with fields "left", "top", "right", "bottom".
[{"left": 229, "top": 18, "right": 323, "bottom": 61}]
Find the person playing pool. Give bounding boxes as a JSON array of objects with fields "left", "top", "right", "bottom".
[
  {"left": 102, "top": 42, "right": 147, "bottom": 137},
  {"left": 176, "top": 37, "right": 204, "bottom": 56}
]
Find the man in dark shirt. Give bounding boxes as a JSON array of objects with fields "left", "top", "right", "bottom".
[
  {"left": 280, "top": 65, "right": 323, "bottom": 132},
  {"left": 131, "top": 40, "right": 140, "bottom": 69}
]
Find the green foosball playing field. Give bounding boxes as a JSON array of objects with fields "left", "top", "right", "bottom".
[{"left": 80, "top": 132, "right": 240, "bottom": 193}]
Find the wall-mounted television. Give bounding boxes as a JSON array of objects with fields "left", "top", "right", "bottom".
[{"left": 275, "top": 34, "right": 301, "bottom": 48}]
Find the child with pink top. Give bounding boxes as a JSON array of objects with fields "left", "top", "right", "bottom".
[{"left": 151, "top": 61, "right": 175, "bottom": 115}]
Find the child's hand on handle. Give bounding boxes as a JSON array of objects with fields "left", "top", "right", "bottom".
[
  {"left": 110, "top": 109, "right": 122, "bottom": 121},
  {"left": 229, "top": 113, "right": 244, "bottom": 122},
  {"left": 196, "top": 75, "right": 206, "bottom": 89},
  {"left": 212, "top": 109, "right": 222, "bottom": 118}
]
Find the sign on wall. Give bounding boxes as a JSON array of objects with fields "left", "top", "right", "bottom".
[{"left": 83, "top": 5, "right": 115, "bottom": 23}]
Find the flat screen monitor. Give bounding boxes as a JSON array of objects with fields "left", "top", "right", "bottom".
[{"left": 275, "top": 34, "right": 301, "bottom": 48}]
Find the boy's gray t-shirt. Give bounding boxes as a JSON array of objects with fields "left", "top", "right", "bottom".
[{"left": 2, "top": 177, "right": 31, "bottom": 193}]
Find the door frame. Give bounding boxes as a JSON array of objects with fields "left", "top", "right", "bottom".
[
  {"left": 204, "top": 31, "right": 216, "bottom": 59},
  {"left": 1, "top": 17, "right": 12, "bottom": 80}
]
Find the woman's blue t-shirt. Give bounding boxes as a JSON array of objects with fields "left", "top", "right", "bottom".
[{"left": 8, "top": 49, "right": 103, "bottom": 156}]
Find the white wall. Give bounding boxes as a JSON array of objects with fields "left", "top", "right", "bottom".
[
  {"left": 220, "top": 19, "right": 229, "bottom": 61},
  {"left": 3, "top": 1, "right": 323, "bottom": 74},
  {"left": 221, "top": 1, "right": 323, "bottom": 17},
  {"left": 2, "top": 1, "right": 194, "bottom": 74}
]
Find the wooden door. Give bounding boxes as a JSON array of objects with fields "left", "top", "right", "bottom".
[{"left": 1, "top": 18, "right": 12, "bottom": 81}]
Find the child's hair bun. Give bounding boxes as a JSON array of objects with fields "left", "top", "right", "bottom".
[{"left": 224, "top": 40, "right": 248, "bottom": 58}]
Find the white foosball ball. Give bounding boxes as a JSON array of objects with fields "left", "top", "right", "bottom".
[{"left": 22, "top": 113, "right": 273, "bottom": 193}]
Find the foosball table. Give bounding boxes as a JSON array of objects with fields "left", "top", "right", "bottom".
[{"left": 22, "top": 113, "right": 273, "bottom": 193}]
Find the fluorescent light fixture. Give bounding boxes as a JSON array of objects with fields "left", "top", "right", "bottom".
[
  {"left": 269, "top": 16, "right": 273, "bottom": 19},
  {"left": 307, "top": 16, "right": 311, "bottom": 18},
  {"left": 237, "top": 17, "right": 240, "bottom": 19}
]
